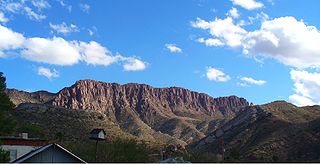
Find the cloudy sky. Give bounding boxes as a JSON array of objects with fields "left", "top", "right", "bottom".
[{"left": 0, "top": 0, "right": 319, "bottom": 106}]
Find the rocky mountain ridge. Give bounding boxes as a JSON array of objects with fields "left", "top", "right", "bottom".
[{"left": 6, "top": 79, "right": 249, "bottom": 144}]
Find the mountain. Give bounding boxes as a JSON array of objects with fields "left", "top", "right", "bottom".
[
  {"left": 5, "top": 89, "right": 55, "bottom": 106},
  {"left": 7, "top": 80, "right": 249, "bottom": 145},
  {"left": 192, "top": 101, "right": 320, "bottom": 162}
]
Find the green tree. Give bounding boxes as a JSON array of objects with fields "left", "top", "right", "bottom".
[
  {"left": 0, "top": 72, "right": 16, "bottom": 135},
  {"left": 0, "top": 72, "right": 15, "bottom": 111}
]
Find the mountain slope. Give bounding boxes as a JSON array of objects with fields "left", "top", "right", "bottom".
[
  {"left": 5, "top": 89, "right": 55, "bottom": 106},
  {"left": 192, "top": 101, "right": 320, "bottom": 162}
]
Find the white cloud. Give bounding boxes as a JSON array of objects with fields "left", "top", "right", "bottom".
[
  {"left": 192, "top": 17, "right": 247, "bottom": 47},
  {"left": 79, "top": 3, "right": 90, "bottom": 13},
  {"left": 24, "top": 6, "right": 46, "bottom": 21},
  {"left": 248, "top": 12, "right": 269, "bottom": 24},
  {"left": 87, "top": 26, "right": 97, "bottom": 36},
  {"left": 78, "top": 41, "right": 120, "bottom": 66},
  {"left": 37, "top": 67, "right": 59, "bottom": 79},
  {"left": 88, "top": 29, "right": 94, "bottom": 36},
  {"left": 289, "top": 70, "right": 320, "bottom": 106},
  {"left": 240, "top": 76, "right": 266, "bottom": 86},
  {"left": 31, "top": 0, "right": 50, "bottom": 10},
  {"left": 0, "top": 12, "right": 8, "bottom": 23},
  {"left": 289, "top": 94, "right": 315, "bottom": 107},
  {"left": 0, "top": 24, "right": 147, "bottom": 71},
  {"left": 22, "top": 37, "right": 80, "bottom": 65},
  {"left": 0, "top": 1, "right": 47, "bottom": 21},
  {"left": 242, "top": 16, "right": 320, "bottom": 68},
  {"left": 206, "top": 67, "right": 231, "bottom": 82},
  {"left": 123, "top": 58, "right": 147, "bottom": 71},
  {"left": 227, "top": 7, "right": 240, "bottom": 19},
  {"left": 237, "top": 82, "right": 249, "bottom": 87},
  {"left": 165, "top": 44, "right": 182, "bottom": 53},
  {"left": 0, "top": 25, "right": 25, "bottom": 51},
  {"left": 197, "top": 38, "right": 224, "bottom": 47},
  {"left": 231, "top": 0, "right": 264, "bottom": 10},
  {"left": 193, "top": 16, "right": 320, "bottom": 69},
  {"left": 49, "top": 22, "right": 79, "bottom": 35}
]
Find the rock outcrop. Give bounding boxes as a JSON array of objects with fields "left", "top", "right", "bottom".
[{"left": 5, "top": 89, "right": 55, "bottom": 106}]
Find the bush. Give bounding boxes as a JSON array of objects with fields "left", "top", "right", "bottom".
[{"left": 0, "top": 147, "right": 10, "bottom": 163}]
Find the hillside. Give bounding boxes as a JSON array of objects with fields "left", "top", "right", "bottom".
[{"left": 192, "top": 101, "right": 320, "bottom": 162}]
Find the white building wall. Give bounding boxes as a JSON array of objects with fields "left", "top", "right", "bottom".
[{"left": 1, "top": 145, "right": 39, "bottom": 161}]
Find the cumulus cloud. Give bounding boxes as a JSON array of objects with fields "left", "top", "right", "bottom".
[
  {"left": 206, "top": 67, "right": 231, "bottom": 82},
  {"left": 0, "top": 24, "right": 147, "bottom": 71},
  {"left": 79, "top": 3, "right": 90, "bottom": 13},
  {"left": 0, "top": 25, "right": 25, "bottom": 51},
  {"left": 78, "top": 41, "right": 120, "bottom": 66},
  {"left": 165, "top": 44, "right": 182, "bottom": 53},
  {"left": 239, "top": 76, "right": 266, "bottom": 86},
  {"left": 37, "top": 67, "right": 59, "bottom": 79},
  {"left": 22, "top": 37, "right": 80, "bottom": 65},
  {"left": 49, "top": 22, "right": 79, "bottom": 35},
  {"left": 231, "top": 0, "right": 264, "bottom": 10},
  {"left": 243, "top": 16, "right": 320, "bottom": 68},
  {"left": 0, "top": 12, "right": 8, "bottom": 23},
  {"left": 289, "top": 70, "right": 320, "bottom": 106},
  {"left": 192, "top": 17, "right": 247, "bottom": 47},
  {"left": 227, "top": 7, "right": 240, "bottom": 19},
  {"left": 193, "top": 16, "right": 320, "bottom": 69},
  {"left": 123, "top": 58, "right": 147, "bottom": 71}
]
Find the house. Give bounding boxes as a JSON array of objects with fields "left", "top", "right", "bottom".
[
  {"left": 12, "top": 143, "right": 86, "bottom": 163},
  {"left": 90, "top": 128, "right": 106, "bottom": 140},
  {"left": 0, "top": 133, "right": 48, "bottom": 161}
]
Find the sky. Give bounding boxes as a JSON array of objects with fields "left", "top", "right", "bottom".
[{"left": 0, "top": 0, "right": 320, "bottom": 106}]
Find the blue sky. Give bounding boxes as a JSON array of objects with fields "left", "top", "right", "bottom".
[{"left": 0, "top": 0, "right": 320, "bottom": 106}]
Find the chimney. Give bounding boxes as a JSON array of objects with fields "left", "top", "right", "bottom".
[{"left": 21, "top": 133, "right": 28, "bottom": 139}]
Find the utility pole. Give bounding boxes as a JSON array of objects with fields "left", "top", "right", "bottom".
[{"left": 95, "top": 140, "right": 99, "bottom": 162}]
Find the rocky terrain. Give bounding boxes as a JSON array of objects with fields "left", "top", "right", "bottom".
[
  {"left": 5, "top": 89, "right": 55, "bottom": 106},
  {"left": 192, "top": 101, "right": 320, "bottom": 162},
  {"left": 6, "top": 80, "right": 249, "bottom": 145}
]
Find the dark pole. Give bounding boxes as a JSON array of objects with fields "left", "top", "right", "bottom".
[{"left": 95, "top": 140, "right": 99, "bottom": 162}]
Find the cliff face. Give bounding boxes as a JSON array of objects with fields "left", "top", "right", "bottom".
[{"left": 51, "top": 80, "right": 248, "bottom": 118}]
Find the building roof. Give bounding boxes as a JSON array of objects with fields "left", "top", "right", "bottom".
[
  {"left": 12, "top": 143, "right": 86, "bottom": 163},
  {"left": 90, "top": 128, "right": 106, "bottom": 135},
  {"left": 0, "top": 137, "right": 48, "bottom": 146}
]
